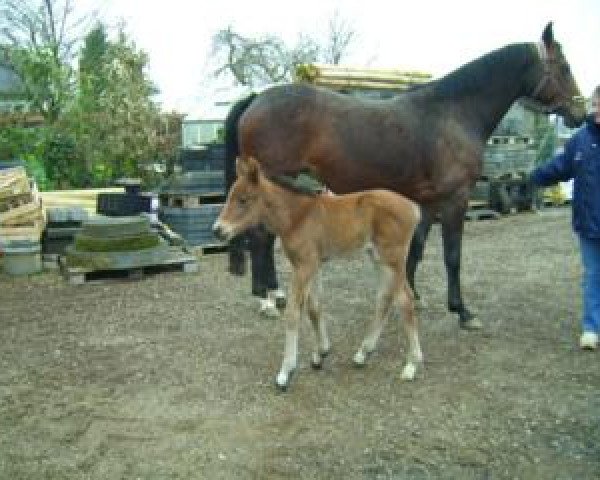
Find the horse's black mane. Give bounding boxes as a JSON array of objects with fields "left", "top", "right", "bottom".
[
  {"left": 431, "top": 43, "right": 534, "bottom": 98},
  {"left": 270, "top": 172, "right": 326, "bottom": 197}
]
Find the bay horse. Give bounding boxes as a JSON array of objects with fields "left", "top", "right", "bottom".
[
  {"left": 225, "top": 23, "right": 586, "bottom": 329},
  {"left": 214, "top": 156, "right": 422, "bottom": 391}
]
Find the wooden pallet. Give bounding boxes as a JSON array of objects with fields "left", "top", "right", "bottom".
[
  {"left": 0, "top": 201, "right": 44, "bottom": 226},
  {"left": 0, "top": 168, "right": 30, "bottom": 199},
  {"left": 191, "top": 243, "right": 228, "bottom": 256},
  {"left": 0, "top": 192, "right": 33, "bottom": 212},
  {"left": 58, "top": 254, "right": 198, "bottom": 285},
  {"left": 0, "top": 220, "right": 45, "bottom": 241}
]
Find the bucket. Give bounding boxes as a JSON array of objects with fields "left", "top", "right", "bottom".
[{"left": 1, "top": 240, "right": 42, "bottom": 275}]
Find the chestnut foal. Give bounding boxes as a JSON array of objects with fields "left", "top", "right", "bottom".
[{"left": 213, "top": 156, "right": 423, "bottom": 391}]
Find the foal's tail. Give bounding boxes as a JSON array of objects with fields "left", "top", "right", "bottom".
[{"left": 224, "top": 92, "right": 258, "bottom": 276}]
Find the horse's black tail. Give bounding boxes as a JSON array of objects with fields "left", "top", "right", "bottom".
[{"left": 224, "top": 92, "right": 257, "bottom": 276}]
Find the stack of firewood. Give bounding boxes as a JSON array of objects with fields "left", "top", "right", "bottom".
[{"left": 0, "top": 167, "right": 46, "bottom": 242}]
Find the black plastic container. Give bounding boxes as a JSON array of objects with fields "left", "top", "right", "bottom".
[{"left": 97, "top": 193, "right": 156, "bottom": 217}]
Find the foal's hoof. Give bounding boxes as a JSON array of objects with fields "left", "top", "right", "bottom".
[
  {"left": 352, "top": 350, "right": 371, "bottom": 368},
  {"left": 400, "top": 363, "right": 417, "bottom": 381},
  {"left": 275, "top": 380, "right": 289, "bottom": 392},
  {"left": 275, "top": 369, "right": 294, "bottom": 392},
  {"left": 460, "top": 317, "right": 483, "bottom": 330},
  {"left": 310, "top": 349, "right": 331, "bottom": 369}
]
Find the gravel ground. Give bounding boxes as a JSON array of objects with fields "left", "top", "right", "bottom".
[{"left": 1, "top": 207, "right": 599, "bottom": 479}]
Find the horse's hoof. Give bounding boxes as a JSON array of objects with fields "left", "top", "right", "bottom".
[
  {"left": 311, "top": 356, "right": 323, "bottom": 370},
  {"left": 460, "top": 317, "right": 483, "bottom": 330},
  {"left": 275, "top": 296, "right": 287, "bottom": 310},
  {"left": 260, "top": 304, "right": 280, "bottom": 318},
  {"left": 228, "top": 265, "right": 246, "bottom": 276}
]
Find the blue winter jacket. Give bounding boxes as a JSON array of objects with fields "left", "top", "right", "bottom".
[{"left": 531, "top": 116, "right": 600, "bottom": 238}]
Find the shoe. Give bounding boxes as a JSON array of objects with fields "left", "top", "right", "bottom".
[{"left": 579, "top": 331, "right": 598, "bottom": 350}]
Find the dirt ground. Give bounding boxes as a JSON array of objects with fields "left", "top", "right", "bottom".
[{"left": 1, "top": 207, "right": 599, "bottom": 480}]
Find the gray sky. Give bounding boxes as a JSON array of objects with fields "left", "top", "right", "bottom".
[{"left": 85, "top": 0, "right": 600, "bottom": 112}]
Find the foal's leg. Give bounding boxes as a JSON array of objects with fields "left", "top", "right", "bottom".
[
  {"left": 396, "top": 275, "right": 423, "bottom": 381},
  {"left": 263, "top": 231, "right": 287, "bottom": 309},
  {"left": 307, "top": 274, "right": 331, "bottom": 369},
  {"left": 353, "top": 265, "right": 395, "bottom": 366},
  {"left": 227, "top": 234, "right": 247, "bottom": 276},
  {"left": 276, "top": 265, "right": 315, "bottom": 391}
]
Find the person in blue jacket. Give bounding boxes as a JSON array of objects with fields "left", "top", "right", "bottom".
[{"left": 530, "top": 85, "right": 600, "bottom": 349}]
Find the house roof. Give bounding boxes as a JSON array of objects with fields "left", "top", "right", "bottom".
[{"left": 0, "top": 62, "right": 25, "bottom": 96}]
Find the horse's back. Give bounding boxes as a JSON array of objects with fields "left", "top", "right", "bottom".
[{"left": 238, "top": 84, "right": 427, "bottom": 190}]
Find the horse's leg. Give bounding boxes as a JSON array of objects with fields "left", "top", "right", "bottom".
[
  {"left": 276, "top": 264, "right": 314, "bottom": 391},
  {"left": 407, "top": 214, "right": 433, "bottom": 301},
  {"left": 249, "top": 227, "right": 279, "bottom": 317},
  {"left": 353, "top": 264, "right": 395, "bottom": 367},
  {"left": 307, "top": 274, "right": 330, "bottom": 369},
  {"left": 440, "top": 211, "right": 481, "bottom": 330},
  {"left": 227, "top": 234, "right": 247, "bottom": 276}
]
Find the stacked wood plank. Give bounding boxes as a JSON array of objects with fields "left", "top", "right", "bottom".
[
  {"left": 0, "top": 167, "right": 46, "bottom": 241},
  {"left": 294, "top": 63, "right": 433, "bottom": 92}
]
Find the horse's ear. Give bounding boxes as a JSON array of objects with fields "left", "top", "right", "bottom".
[
  {"left": 237, "top": 156, "right": 260, "bottom": 184},
  {"left": 542, "top": 22, "right": 554, "bottom": 48}
]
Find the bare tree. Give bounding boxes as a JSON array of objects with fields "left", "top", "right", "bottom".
[
  {"left": 211, "top": 12, "right": 355, "bottom": 87},
  {"left": 322, "top": 10, "right": 356, "bottom": 65},
  {"left": 0, "top": 0, "right": 94, "bottom": 61},
  {"left": 211, "top": 27, "right": 319, "bottom": 87}
]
